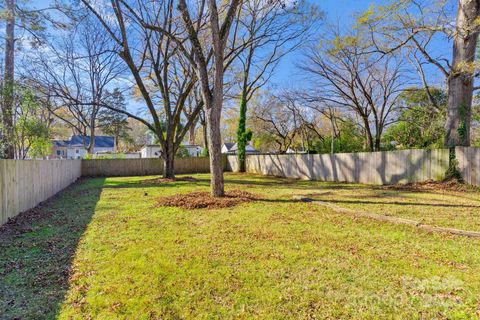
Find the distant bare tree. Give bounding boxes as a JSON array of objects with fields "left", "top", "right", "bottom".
[
  {"left": 233, "top": 0, "right": 321, "bottom": 171},
  {"left": 32, "top": 16, "right": 124, "bottom": 154},
  {"left": 253, "top": 93, "right": 303, "bottom": 152},
  {"left": 80, "top": 0, "right": 205, "bottom": 178},
  {"left": 301, "top": 29, "right": 407, "bottom": 151}
]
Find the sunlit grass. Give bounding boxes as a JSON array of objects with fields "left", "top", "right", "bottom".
[{"left": 2, "top": 173, "right": 480, "bottom": 319}]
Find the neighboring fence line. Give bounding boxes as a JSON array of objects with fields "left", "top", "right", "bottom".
[
  {"left": 227, "top": 149, "right": 450, "bottom": 185},
  {"left": 81, "top": 157, "right": 220, "bottom": 177},
  {"left": 0, "top": 160, "right": 82, "bottom": 226},
  {"left": 456, "top": 147, "right": 480, "bottom": 186}
]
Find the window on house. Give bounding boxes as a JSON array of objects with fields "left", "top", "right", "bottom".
[
  {"left": 76, "top": 149, "right": 79, "bottom": 154},
  {"left": 57, "top": 150, "right": 61, "bottom": 155}
]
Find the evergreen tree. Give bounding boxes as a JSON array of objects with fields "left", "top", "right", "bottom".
[{"left": 98, "top": 89, "right": 131, "bottom": 151}]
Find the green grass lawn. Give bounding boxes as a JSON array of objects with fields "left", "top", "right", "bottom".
[
  {"left": 300, "top": 181, "right": 480, "bottom": 232},
  {"left": 1, "top": 173, "right": 480, "bottom": 319}
]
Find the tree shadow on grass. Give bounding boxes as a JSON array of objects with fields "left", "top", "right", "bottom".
[
  {"left": 0, "top": 178, "right": 105, "bottom": 319},
  {"left": 195, "top": 176, "right": 365, "bottom": 191},
  {"left": 101, "top": 177, "right": 212, "bottom": 189},
  {"left": 315, "top": 198, "right": 480, "bottom": 208}
]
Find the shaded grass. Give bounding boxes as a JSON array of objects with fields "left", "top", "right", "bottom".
[
  {"left": 2, "top": 173, "right": 480, "bottom": 319},
  {"left": 0, "top": 178, "right": 105, "bottom": 319}
]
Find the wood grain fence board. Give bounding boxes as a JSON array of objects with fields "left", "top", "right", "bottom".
[
  {"left": 81, "top": 157, "right": 216, "bottom": 177},
  {"left": 235, "top": 149, "right": 452, "bottom": 185},
  {"left": 456, "top": 147, "right": 480, "bottom": 186},
  {"left": 0, "top": 160, "right": 82, "bottom": 226}
]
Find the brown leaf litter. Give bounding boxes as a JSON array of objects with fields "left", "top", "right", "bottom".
[
  {"left": 156, "top": 190, "right": 258, "bottom": 209},
  {"left": 379, "top": 179, "right": 476, "bottom": 192}
]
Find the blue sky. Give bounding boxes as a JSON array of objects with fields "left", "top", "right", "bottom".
[{"left": 270, "top": 0, "right": 387, "bottom": 86}]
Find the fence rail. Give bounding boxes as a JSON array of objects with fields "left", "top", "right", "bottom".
[
  {"left": 227, "top": 149, "right": 451, "bottom": 185},
  {"left": 0, "top": 160, "right": 81, "bottom": 225}
]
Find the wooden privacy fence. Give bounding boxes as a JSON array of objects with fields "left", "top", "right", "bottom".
[
  {"left": 81, "top": 157, "right": 218, "bottom": 177},
  {"left": 456, "top": 147, "right": 480, "bottom": 186},
  {"left": 0, "top": 160, "right": 82, "bottom": 225},
  {"left": 227, "top": 149, "right": 451, "bottom": 184},
  {"left": 3, "top": 149, "right": 479, "bottom": 227}
]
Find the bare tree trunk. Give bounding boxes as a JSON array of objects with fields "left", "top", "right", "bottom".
[
  {"left": 188, "top": 118, "right": 197, "bottom": 145},
  {"left": 445, "top": 0, "right": 480, "bottom": 147},
  {"left": 163, "top": 149, "right": 175, "bottom": 179},
  {"left": 374, "top": 136, "right": 381, "bottom": 151},
  {"left": 206, "top": 102, "right": 225, "bottom": 196},
  {"left": 202, "top": 122, "right": 208, "bottom": 150},
  {"left": 87, "top": 121, "right": 95, "bottom": 154},
  {"left": 330, "top": 115, "right": 335, "bottom": 154},
  {"left": 163, "top": 129, "right": 176, "bottom": 179},
  {"left": 361, "top": 117, "right": 375, "bottom": 152},
  {"left": 2, "top": 0, "right": 15, "bottom": 159}
]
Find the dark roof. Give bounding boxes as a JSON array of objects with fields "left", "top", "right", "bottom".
[
  {"left": 230, "top": 143, "right": 259, "bottom": 153},
  {"left": 52, "top": 140, "right": 69, "bottom": 147},
  {"left": 223, "top": 142, "right": 235, "bottom": 151},
  {"left": 68, "top": 135, "right": 114, "bottom": 148}
]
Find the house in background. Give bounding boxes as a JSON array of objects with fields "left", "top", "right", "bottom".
[
  {"left": 140, "top": 144, "right": 203, "bottom": 158},
  {"left": 221, "top": 143, "right": 235, "bottom": 154},
  {"left": 50, "top": 140, "right": 69, "bottom": 159},
  {"left": 184, "top": 144, "right": 203, "bottom": 157},
  {"left": 67, "top": 135, "right": 115, "bottom": 159},
  {"left": 221, "top": 142, "right": 259, "bottom": 155},
  {"left": 286, "top": 147, "right": 307, "bottom": 154},
  {"left": 140, "top": 145, "right": 162, "bottom": 158},
  {"left": 95, "top": 151, "right": 141, "bottom": 159},
  {"left": 48, "top": 135, "right": 115, "bottom": 159}
]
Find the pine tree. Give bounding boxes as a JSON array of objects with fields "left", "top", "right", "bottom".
[{"left": 98, "top": 89, "right": 131, "bottom": 151}]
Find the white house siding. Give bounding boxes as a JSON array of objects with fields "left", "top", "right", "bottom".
[
  {"left": 141, "top": 145, "right": 162, "bottom": 158},
  {"left": 66, "top": 146, "right": 115, "bottom": 159},
  {"left": 67, "top": 147, "right": 86, "bottom": 159}
]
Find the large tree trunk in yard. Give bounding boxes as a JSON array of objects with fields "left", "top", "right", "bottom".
[
  {"left": 2, "top": 0, "right": 15, "bottom": 159},
  {"left": 162, "top": 133, "right": 176, "bottom": 179},
  {"left": 87, "top": 125, "right": 95, "bottom": 154},
  {"left": 362, "top": 117, "right": 375, "bottom": 152},
  {"left": 206, "top": 103, "right": 225, "bottom": 197},
  {"left": 163, "top": 151, "right": 175, "bottom": 179},
  {"left": 445, "top": 0, "right": 480, "bottom": 147}
]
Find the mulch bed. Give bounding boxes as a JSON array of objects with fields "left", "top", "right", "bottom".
[
  {"left": 142, "top": 176, "right": 198, "bottom": 184},
  {"left": 379, "top": 179, "right": 476, "bottom": 192},
  {"left": 156, "top": 190, "right": 258, "bottom": 209}
]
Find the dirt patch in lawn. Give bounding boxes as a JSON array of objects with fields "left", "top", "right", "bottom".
[
  {"left": 156, "top": 190, "right": 258, "bottom": 209},
  {"left": 379, "top": 179, "right": 476, "bottom": 193},
  {"left": 142, "top": 176, "right": 198, "bottom": 184}
]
